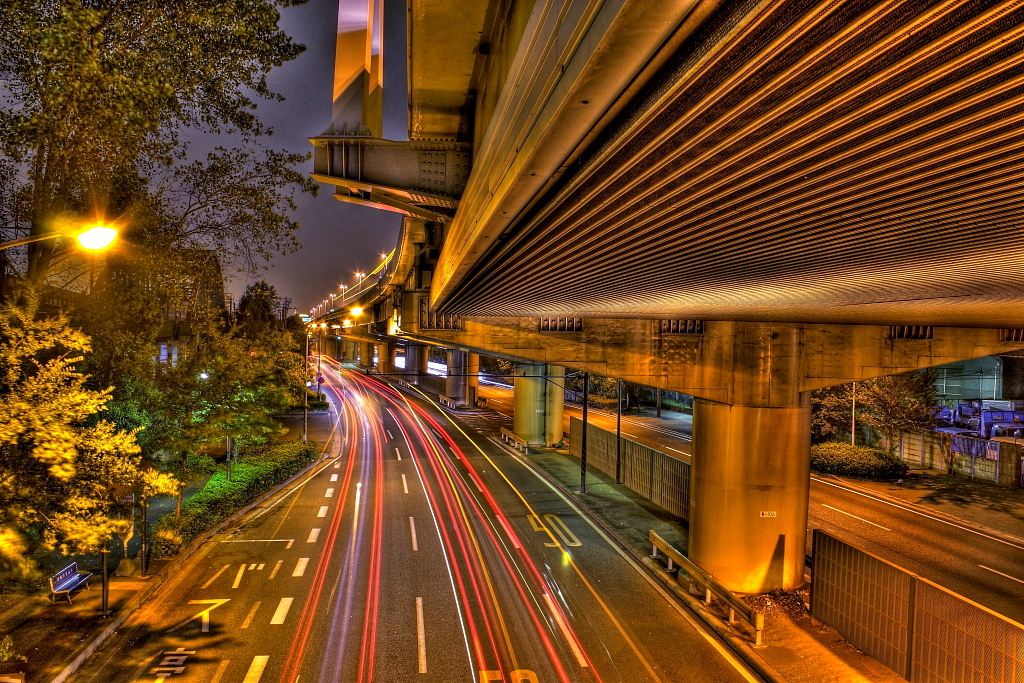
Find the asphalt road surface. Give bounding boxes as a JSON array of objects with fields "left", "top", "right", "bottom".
[
  {"left": 479, "top": 384, "right": 1024, "bottom": 624},
  {"left": 69, "top": 362, "right": 761, "bottom": 683}
]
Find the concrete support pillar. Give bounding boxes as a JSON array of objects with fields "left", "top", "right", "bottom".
[
  {"left": 689, "top": 398, "right": 811, "bottom": 593},
  {"left": 359, "top": 341, "right": 375, "bottom": 369},
  {"left": 467, "top": 353, "right": 480, "bottom": 408},
  {"left": 446, "top": 350, "right": 467, "bottom": 403},
  {"left": 513, "top": 363, "right": 546, "bottom": 445},
  {"left": 404, "top": 343, "right": 422, "bottom": 380},
  {"left": 376, "top": 343, "right": 393, "bottom": 374},
  {"left": 544, "top": 365, "right": 565, "bottom": 446},
  {"left": 417, "top": 345, "right": 431, "bottom": 384}
]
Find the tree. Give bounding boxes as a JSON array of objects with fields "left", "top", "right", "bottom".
[
  {"left": 811, "top": 384, "right": 854, "bottom": 443},
  {"left": 236, "top": 280, "right": 282, "bottom": 339},
  {"left": 856, "top": 370, "right": 940, "bottom": 454},
  {"left": 0, "top": 292, "right": 174, "bottom": 582},
  {"left": 0, "top": 0, "right": 308, "bottom": 281}
]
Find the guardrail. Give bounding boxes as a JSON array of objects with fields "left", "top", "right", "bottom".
[
  {"left": 649, "top": 530, "right": 765, "bottom": 645},
  {"left": 438, "top": 395, "right": 459, "bottom": 409},
  {"left": 500, "top": 427, "right": 530, "bottom": 453}
]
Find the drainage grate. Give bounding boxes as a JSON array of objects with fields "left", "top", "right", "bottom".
[
  {"left": 539, "top": 317, "right": 583, "bottom": 332},
  {"left": 660, "top": 320, "right": 704, "bottom": 335},
  {"left": 890, "top": 325, "right": 933, "bottom": 340}
]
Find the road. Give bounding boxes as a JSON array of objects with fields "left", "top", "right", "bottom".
[
  {"left": 479, "top": 385, "right": 1024, "bottom": 624},
  {"left": 69, "top": 362, "right": 760, "bottom": 683},
  {"left": 477, "top": 384, "right": 692, "bottom": 459}
]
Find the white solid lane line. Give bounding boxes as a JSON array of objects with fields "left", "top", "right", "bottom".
[
  {"left": 241, "top": 655, "right": 269, "bottom": 683},
  {"left": 979, "top": 564, "right": 1024, "bottom": 585},
  {"left": 402, "top": 473, "right": 409, "bottom": 494},
  {"left": 232, "top": 564, "right": 246, "bottom": 589},
  {"left": 330, "top": 473, "right": 339, "bottom": 481},
  {"left": 318, "top": 505, "right": 329, "bottom": 517},
  {"left": 268, "top": 560, "right": 282, "bottom": 580},
  {"left": 201, "top": 564, "right": 230, "bottom": 589},
  {"left": 292, "top": 558, "right": 309, "bottom": 577},
  {"left": 241, "top": 601, "right": 261, "bottom": 629},
  {"left": 666, "top": 446, "right": 688, "bottom": 454},
  {"left": 416, "top": 597, "right": 427, "bottom": 673},
  {"left": 270, "top": 597, "right": 294, "bottom": 624},
  {"left": 307, "top": 528, "right": 321, "bottom": 543},
  {"left": 821, "top": 504, "right": 891, "bottom": 531},
  {"left": 325, "top": 488, "right": 335, "bottom": 497},
  {"left": 410, "top": 517, "right": 419, "bottom": 551}
]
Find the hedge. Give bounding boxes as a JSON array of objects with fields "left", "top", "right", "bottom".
[
  {"left": 152, "top": 440, "right": 319, "bottom": 557},
  {"left": 811, "top": 442, "right": 909, "bottom": 479}
]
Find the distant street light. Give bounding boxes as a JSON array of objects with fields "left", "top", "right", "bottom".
[{"left": 350, "top": 307, "right": 363, "bottom": 316}]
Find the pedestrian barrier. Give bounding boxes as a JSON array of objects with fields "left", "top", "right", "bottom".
[
  {"left": 649, "top": 531, "right": 765, "bottom": 645},
  {"left": 811, "top": 529, "right": 1024, "bottom": 682},
  {"left": 500, "top": 427, "right": 530, "bottom": 453},
  {"left": 438, "top": 395, "right": 459, "bottom": 409},
  {"left": 49, "top": 563, "right": 92, "bottom": 604}
]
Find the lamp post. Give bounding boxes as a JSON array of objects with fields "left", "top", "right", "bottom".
[
  {"left": 0, "top": 225, "right": 118, "bottom": 252},
  {"left": 580, "top": 372, "right": 590, "bottom": 494},
  {"left": 303, "top": 331, "right": 310, "bottom": 441}
]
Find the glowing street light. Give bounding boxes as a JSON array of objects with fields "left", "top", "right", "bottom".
[
  {"left": 350, "top": 306, "right": 363, "bottom": 316},
  {"left": 0, "top": 223, "right": 119, "bottom": 251}
]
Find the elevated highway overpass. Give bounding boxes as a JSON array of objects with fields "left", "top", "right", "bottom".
[{"left": 308, "top": 0, "right": 1024, "bottom": 593}]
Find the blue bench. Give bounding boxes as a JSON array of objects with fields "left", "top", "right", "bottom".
[{"left": 49, "top": 563, "right": 92, "bottom": 604}]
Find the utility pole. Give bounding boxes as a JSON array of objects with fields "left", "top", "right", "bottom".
[
  {"left": 656, "top": 387, "right": 662, "bottom": 418},
  {"left": 581, "top": 372, "right": 589, "bottom": 494},
  {"left": 616, "top": 379, "right": 622, "bottom": 484},
  {"left": 303, "top": 332, "right": 309, "bottom": 441},
  {"left": 139, "top": 498, "right": 148, "bottom": 578},
  {"left": 851, "top": 381, "right": 857, "bottom": 446},
  {"left": 101, "top": 539, "right": 110, "bottom": 617}
]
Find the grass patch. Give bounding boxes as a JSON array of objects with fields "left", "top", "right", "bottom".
[
  {"left": 811, "top": 442, "right": 909, "bottom": 479},
  {"left": 152, "top": 440, "right": 319, "bottom": 557}
]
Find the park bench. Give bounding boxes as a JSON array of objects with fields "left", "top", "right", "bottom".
[{"left": 49, "top": 562, "right": 92, "bottom": 604}]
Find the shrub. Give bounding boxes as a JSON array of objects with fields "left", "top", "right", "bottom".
[
  {"left": 811, "top": 442, "right": 909, "bottom": 479},
  {"left": 152, "top": 440, "right": 319, "bottom": 557}
]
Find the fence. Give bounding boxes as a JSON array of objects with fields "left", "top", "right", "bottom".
[
  {"left": 568, "top": 417, "right": 690, "bottom": 519},
  {"left": 896, "top": 431, "right": 1021, "bottom": 487},
  {"left": 811, "top": 529, "right": 1024, "bottom": 682}
]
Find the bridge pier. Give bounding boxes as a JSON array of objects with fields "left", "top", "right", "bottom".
[
  {"left": 467, "top": 353, "right": 480, "bottom": 407},
  {"left": 513, "top": 363, "right": 565, "bottom": 446},
  {"left": 404, "top": 343, "right": 422, "bottom": 382},
  {"left": 375, "top": 342, "right": 393, "bottom": 375},
  {"left": 358, "top": 342, "right": 375, "bottom": 370},
  {"left": 446, "top": 349, "right": 467, "bottom": 404},
  {"left": 690, "top": 399, "right": 811, "bottom": 593}
]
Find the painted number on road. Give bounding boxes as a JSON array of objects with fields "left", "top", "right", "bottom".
[
  {"left": 528, "top": 514, "right": 582, "bottom": 547},
  {"left": 480, "top": 671, "right": 540, "bottom": 682},
  {"left": 760, "top": 511, "right": 777, "bottom": 518}
]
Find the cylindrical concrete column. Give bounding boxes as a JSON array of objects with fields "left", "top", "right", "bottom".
[
  {"left": 359, "top": 342, "right": 375, "bottom": 369},
  {"left": 417, "top": 345, "right": 431, "bottom": 384},
  {"left": 514, "top": 363, "right": 546, "bottom": 445},
  {"left": 467, "top": 353, "right": 480, "bottom": 408},
  {"left": 375, "top": 343, "right": 393, "bottom": 374},
  {"left": 404, "top": 343, "right": 421, "bottom": 380},
  {"left": 544, "top": 365, "right": 565, "bottom": 446},
  {"left": 689, "top": 398, "right": 811, "bottom": 593},
  {"left": 446, "top": 349, "right": 467, "bottom": 403}
]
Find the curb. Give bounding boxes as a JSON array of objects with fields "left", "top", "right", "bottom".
[
  {"left": 815, "top": 474, "right": 1024, "bottom": 546},
  {"left": 492, "top": 438, "right": 786, "bottom": 683},
  {"left": 48, "top": 444, "right": 334, "bottom": 683}
]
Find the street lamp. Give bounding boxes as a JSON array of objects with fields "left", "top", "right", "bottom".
[{"left": 0, "top": 224, "right": 118, "bottom": 251}]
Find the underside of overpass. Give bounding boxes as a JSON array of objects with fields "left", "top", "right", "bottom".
[{"left": 310, "top": 0, "right": 1024, "bottom": 593}]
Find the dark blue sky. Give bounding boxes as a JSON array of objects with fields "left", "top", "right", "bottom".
[{"left": 229, "top": 0, "right": 402, "bottom": 312}]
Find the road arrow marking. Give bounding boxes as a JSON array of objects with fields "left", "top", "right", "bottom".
[{"left": 167, "top": 599, "right": 230, "bottom": 633}]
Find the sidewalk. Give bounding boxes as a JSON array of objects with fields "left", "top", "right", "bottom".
[
  {"left": 444, "top": 403, "right": 906, "bottom": 683},
  {"left": 0, "top": 412, "right": 335, "bottom": 682}
]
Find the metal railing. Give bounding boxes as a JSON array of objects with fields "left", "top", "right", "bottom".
[
  {"left": 649, "top": 531, "right": 765, "bottom": 645},
  {"left": 500, "top": 427, "right": 530, "bottom": 453}
]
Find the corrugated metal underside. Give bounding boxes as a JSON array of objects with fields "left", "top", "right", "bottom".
[{"left": 441, "top": 0, "right": 1024, "bottom": 326}]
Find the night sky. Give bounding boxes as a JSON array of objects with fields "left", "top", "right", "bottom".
[{"left": 226, "top": 0, "right": 402, "bottom": 313}]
